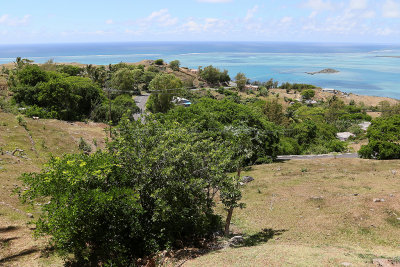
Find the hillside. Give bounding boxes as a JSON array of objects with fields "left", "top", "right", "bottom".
[
  {"left": 0, "top": 111, "right": 107, "bottom": 266},
  {"left": 1, "top": 61, "right": 400, "bottom": 266},
  {"left": 185, "top": 158, "right": 400, "bottom": 266},
  {"left": 1, "top": 110, "right": 400, "bottom": 266}
]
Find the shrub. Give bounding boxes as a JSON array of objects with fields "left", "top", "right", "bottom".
[
  {"left": 16, "top": 115, "right": 27, "bottom": 128},
  {"left": 154, "top": 59, "right": 164, "bottom": 65},
  {"left": 18, "top": 119, "right": 236, "bottom": 265},
  {"left": 169, "top": 60, "right": 180, "bottom": 71},
  {"left": 78, "top": 137, "right": 92, "bottom": 153}
]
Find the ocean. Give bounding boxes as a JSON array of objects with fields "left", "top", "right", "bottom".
[{"left": 1, "top": 42, "right": 400, "bottom": 99}]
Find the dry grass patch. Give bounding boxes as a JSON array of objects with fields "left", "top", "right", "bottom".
[
  {"left": 190, "top": 158, "right": 400, "bottom": 266},
  {"left": 0, "top": 111, "right": 107, "bottom": 267}
]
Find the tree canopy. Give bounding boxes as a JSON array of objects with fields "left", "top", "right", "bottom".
[
  {"left": 146, "top": 73, "right": 182, "bottom": 113},
  {"left": 200, "top": 65, "right": 230, "bottom": 85},
  {"left": 359, "top": 115, "right": 400, "bottom": 159}
]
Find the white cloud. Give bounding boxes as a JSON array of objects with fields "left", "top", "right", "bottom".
[
  {"left": 348, "top": 0, "right": 368, "bottom": 10},
  {"left": 303, "top": 0, "right": 334, "bottom": 11},
  {"left": 105, "top": 19, "right": 114, "bottom": 25},
  {"left": 361, "top": 10, "right": 375, "bottom": 18},
  {"left": 382, "top": 0, "right": 400, "bottom": 18},
  {"left": 309, "top": 11, "right": 318, "bottom": 18},
  {"left": 280, "top": 16, "right": 293, "bottom": 24},
  {"left": 181, "top": 20, "right": 201, "bottom": 32},
  {"left": 143, "top": 9, "right": 178, "bottom": 27},
  {"left": 197, "top": 0, "right": 232, "bottom": 2},
  {"left": 0, "top": 14, "right": 31, "bottom": 26},
  {"left": 245, "top": 5, "right": 259, "bottom": 21},
  {"left": 376, "top": 27, "right": 397, "bottom": 35}
]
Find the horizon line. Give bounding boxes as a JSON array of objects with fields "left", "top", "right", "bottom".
[{"left": 1, "top": 41, "right": 400, "bottom": 46}]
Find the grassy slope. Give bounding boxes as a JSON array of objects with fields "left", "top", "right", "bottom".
[
  {"left": 1, "top": 110, "right": 400, "bottom": 266},
  {"left": 0, "top": 111, "right": 107, "bottom": 266},
  {"left": 187, "top": 158, "right": 400, "bottom": 266}
]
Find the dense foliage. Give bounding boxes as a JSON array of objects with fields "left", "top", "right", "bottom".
[
  {"left": 10, "top": 65, "right": 104, "bottom": 121},
  {"left": 276, "top": 96, "right": 369, "bottom": 155},
  {"left": 7, "top": 61, "right": 160, "bottom": 121},
  {"left": 157, "top": 98, "right": 280, "bottom": 164},
  {"left": 199, "top": 65, "right": 230, "bottom": 86},
  {"left": 19, "top": 118, "right": 241, "bottom": 265},
  {"left": 359, "top": 115, "right": 400, "bottom": 159},
  {"left": 91, "top": 94, "right": 140, "bottom": 125},
  {"left": 146, "top": 73, "right": 183, "bottom": 113},
  {"left": 169, "top": 60, "right": 180, "bottom": 71}
]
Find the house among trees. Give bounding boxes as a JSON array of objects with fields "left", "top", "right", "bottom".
[
  {"left": 322, "top": 88, "right": 337, "bottom": 94},
  {"left": 172, "top": 96, "right": 192, "bottom": 107},
  {"left": 190, "top": 69, "right": 199, "bottom": 74},
  {"left": 245, "top": 84, "right": 259, "bottom": 90}
]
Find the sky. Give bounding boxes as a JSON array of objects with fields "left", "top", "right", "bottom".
[{"left": 0, "top": 0, "right": 400, "bottom": 44}]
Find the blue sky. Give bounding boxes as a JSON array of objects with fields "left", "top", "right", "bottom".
[{"left": 1, "top": 0, "right": 400, "bottom": 44}]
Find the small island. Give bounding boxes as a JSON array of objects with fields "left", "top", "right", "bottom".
[{"left": 306, "top": 68, "right": 339, "bottom": 75}]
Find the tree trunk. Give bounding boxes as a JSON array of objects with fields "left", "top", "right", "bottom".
[
  {"left": 224, "top": 206, "right": 234, "bottom": 236},
  {"left": 224, "top": 167, "right": 242, "bottom": 236}
]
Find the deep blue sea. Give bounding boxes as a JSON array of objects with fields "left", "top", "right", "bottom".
[{"left": 1, "top": 42, "right": 400, "bottom": 98}]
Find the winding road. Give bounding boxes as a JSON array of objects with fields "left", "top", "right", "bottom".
[{"left": 133, "top": 93, "right": 150, "bottom": 120}]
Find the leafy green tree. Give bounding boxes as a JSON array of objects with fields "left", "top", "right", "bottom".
[
  {"left": 57, "top": 65, "right": 83, "bottom": 76},
  {"left": 235, "top": 72, "right": 247, "bottom": 91},
  {"left": 111, "top": 68, "right": 142, "bottom": 94},
  {"left": 264, "top": 99, "right": 286, "bottom": 125},
  {"left": 10, "top": 65, "right": 103, "bottom": 121},
  {"left": 158, "top": 98, "right": 280, "bottom": 163},
  {"left": 16, "top": 64, "right": 48, "bottom": 87},
  {"left": 200, "top": 65, "right": 230, "bottom": 86},
  {"left": 141, "top": 70, "right": 157, "bottom": 91},
  {"left": 147, "top": 73, "right": 182, "bottom": 113},
  {"left": 18, "top": 118, "right": 235, "bottom": 265},
  {"left": 221, "top": 125, "right": 257, "bottom": 235},
  {"left": 359, "top": 115, "right": 400, "bottom": 159},
  {"left": 91, "top": 94, "right": 140, "bottom": 125},
  {"left": 169, "top": 60, "right": 180, "bottom": 71},
  {"left": 301, "top": 89, "right": 315, "bottom": 100},
  {"left": 85, "top": 64, "right": 108, "bottom": 86}
]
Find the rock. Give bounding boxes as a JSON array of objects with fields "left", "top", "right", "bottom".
[
  {"left": 242, "top": 176, "right": 254, "bottom": 184},
  {"left": 373, "top": 198, "right": 385, "bottom": 203},
  {"left": 358, "top": 122, "right": 372, "bottom": 131},
  {"left": 390, "top": 194, "right": 394, "bottom": 197},
  {"left": 311, "top": 196, "right": 324, "bottom": 200},
  {"left": 26, "top": 213, "right": 34, "bottom": 218},
  {"left": 341, "top": 262, "right": 352, "bottom": 266},
  {"left": 337, "top": 132, "right": 355, "bottom": 141},
  {"left": 391, "top": 170, "right": 397, "bottom": 175},
  {"left": 229, "top": 236, "right": 244, "bottom": 245}
]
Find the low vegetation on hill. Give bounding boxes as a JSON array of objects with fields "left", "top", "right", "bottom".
[{"left": 1, "top": 58, "right": 400, "bottom": 266}]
